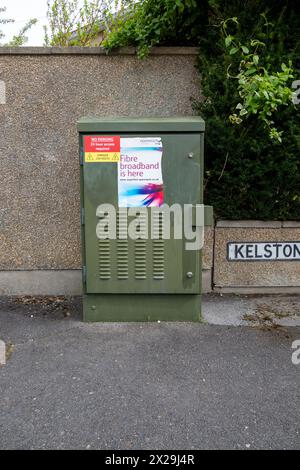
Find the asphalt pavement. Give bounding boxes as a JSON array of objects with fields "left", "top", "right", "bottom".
[{"left": 0, "top": 295, "right": 299, "bottom": 450}]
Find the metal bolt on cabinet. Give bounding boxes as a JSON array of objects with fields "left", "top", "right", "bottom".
[{"left": 77, "top": 117, "right": 213, "bottom": 322}]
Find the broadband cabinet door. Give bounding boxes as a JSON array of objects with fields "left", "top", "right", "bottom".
[{"left": 82, "top": 133, "right": 203, "bottom": 294}]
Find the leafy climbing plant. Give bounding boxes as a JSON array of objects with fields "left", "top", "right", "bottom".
[
  {"left": 222, "top": 17, "right": 294, "bottom": 143},
  {"left": 103, "top": 0, "right": 202, "bottom": 58}
]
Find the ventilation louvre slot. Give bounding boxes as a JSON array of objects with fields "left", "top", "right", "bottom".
[
  {"left": 152, "top": 212, "right": 165, "bottom": 280},
  {"left": 135, "top": 239, "right": 147, "bottom": 279},
  {"left": 117, "top": 210, "right": 129, "bottom": 280},
  {"left": 133, "top": 211, "right": 147, "bottom": 280},
  {"left": 98, "top": 239, "right": 111, "bottom": 280}
]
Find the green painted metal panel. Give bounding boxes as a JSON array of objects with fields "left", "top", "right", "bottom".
[
  {"left": 83, "top": 294, "right": 201, "bottom": 322},
  {"left": 78, "top": 117, "right": 208, "bottom": 321},
  {"left": 204, "top": 205, "right": 214, "bottom": 226}
]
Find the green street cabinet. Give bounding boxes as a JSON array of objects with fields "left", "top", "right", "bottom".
[{"left": 77, "top": 117, "right": 212, "bottom": 322}]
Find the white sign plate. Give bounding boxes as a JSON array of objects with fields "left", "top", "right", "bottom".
[{"left": 227, "top": 242, "right": 300, "bottom": 261}]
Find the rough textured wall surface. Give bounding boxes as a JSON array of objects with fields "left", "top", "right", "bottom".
[
  {"left": 214, "top": 221, "right": 300, "bottom": 289},
  {"left": 0, "top": 48, "right": 200, "bottom": 270}
]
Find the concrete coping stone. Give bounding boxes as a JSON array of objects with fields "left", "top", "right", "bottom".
[
  {"left": 282, "top": 221, "right": 300, "bottom": 228},
  {"left": 0, "top": 46, "right": 199, "bottom": 56},
  {"left": 215, "top": 220, "right": 295, "bottom": 228}
]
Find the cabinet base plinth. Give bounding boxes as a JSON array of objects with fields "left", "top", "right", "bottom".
[{"left": 83, "top": 294, "right": 201, "bottom": 322}]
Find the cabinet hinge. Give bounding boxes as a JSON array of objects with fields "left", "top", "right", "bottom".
[
  {"left": 82, "top": 265, "right": 87, "bottom": 284},
  {"left": 81, "top": 207, "right": 85, "bottom": 225},
  {"left": 79, "top": 148, "right": 84, "bottom": 166}
]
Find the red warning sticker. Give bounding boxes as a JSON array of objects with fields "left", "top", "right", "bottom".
[{"left": 84, "top": 136, "right": 120, "bottom": 162}]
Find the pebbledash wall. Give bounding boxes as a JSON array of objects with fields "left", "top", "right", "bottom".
[
  {"left": 214, "top": 220, "right": 300, "bottom": 294},
  {"left": 0, "top": 47, "right": 299, "bottom": 296}
]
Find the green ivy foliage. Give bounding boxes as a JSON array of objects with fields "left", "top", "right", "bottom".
[
  {"left": 105, "top": 0, "right": 300, "bottom": 220},
  {"left": 103, "top": 0, "right": 206, "bottom": 57},
  {"left": 197, "top": 1, "right": 300, "bottom": 219}
]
